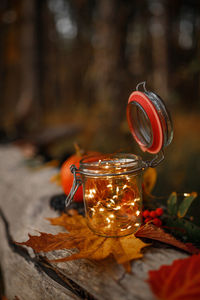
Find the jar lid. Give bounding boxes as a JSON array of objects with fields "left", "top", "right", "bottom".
[{"left": 126, "top": 82, "right": 173, "bottom": 154}]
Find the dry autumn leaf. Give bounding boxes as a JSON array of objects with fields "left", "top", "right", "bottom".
[
  {"left": 143, "top": 168, "right": 157, "bottom": 194},
  {"left": 148, "top": 254, "right": 200, "bottom": 300},
  {"left": 16, "top": 214, "right": 149, "bottom": 272},
  {"left": 135, "top": 223, "right": 199, "bottom": 254}
]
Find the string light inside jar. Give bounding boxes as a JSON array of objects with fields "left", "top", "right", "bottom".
[{"left": 80, "top": 154, "right": 143, "bottom": 237}]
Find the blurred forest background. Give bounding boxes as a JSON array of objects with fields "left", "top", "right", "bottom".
[{"left": 0, "top": 0, "right": 200, "bottom": 196}]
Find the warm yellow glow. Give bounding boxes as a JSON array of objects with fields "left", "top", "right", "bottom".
[
  {"left": 113, "top": 205, "right": 121, "bottom": 210},
  {"left": 107, "top": 184, "right": 113, "bottom": 188},
  {"left": 184, "top": 193, "right": 190, "bottom": 197},
  {"left": 87, "top": 194, "right": 93, "bottom": 199},
  {"left": 84, "top": 169, "right": 142, "bottom": 236},
  {"left": 134, "top": 198, "right": 140, "bottom": 202},
  {"left": 87, "top": 188, "right": 96, "bottom": 199}
]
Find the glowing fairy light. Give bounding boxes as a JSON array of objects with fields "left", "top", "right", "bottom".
[
  {"left": 113, "top": 205, "right": 121, "bottom": 210},
  {"left": 88, "top": 189, "right": 96, "bottom": 199},
  {"left": 184, "top": 193, "right": 190, "bottom": 197},
  {"left": 87, "top": 194, "right": 93, "bottom": 199},
  {"left": 107, "top": 184, "right": 113, "bottom": 188},
  {"left": 83, "top": 158, "right": 142, "bottom": 236},
  {"left": 134, "top": 198, "right": 140, "bottom": 202}
]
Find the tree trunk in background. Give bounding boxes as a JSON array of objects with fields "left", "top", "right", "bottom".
[
  {"left": 15, "top": 0, "right": 39, "bottom": 133},
  {"left": 85, "top": 0, "right": 133, "bottom": 151},
  {"left": 0, "top": 1, "right": 7, "bottom": 128},
  {"left": 1, "top": 0, "right": 21, "bottom": 131},
  {"left": 149, "top": 0, "right": 168, "bottom": 99}
]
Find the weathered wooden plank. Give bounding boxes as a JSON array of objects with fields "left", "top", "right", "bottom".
[{"left": 0, "top": 146, "right": 188, "bottom": 300}]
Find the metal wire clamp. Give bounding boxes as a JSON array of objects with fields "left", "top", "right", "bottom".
[
  {"left": 65, "top": 165, "right": 82, "bottom": 208},
  {"left": 144, "top": 151, "right": 165, "bottom": 168}
]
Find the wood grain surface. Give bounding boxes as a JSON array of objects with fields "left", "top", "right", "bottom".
[{"left": 0, "top": 146, "right": 187, "bottom": 300}]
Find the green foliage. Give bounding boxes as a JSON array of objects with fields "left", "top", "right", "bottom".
[
  {"left": 177, "top": 192, "right": 197, "bottom": 218},
  {"left": 167, "top": 192, "right": 178, "bottom": 216},
  {"left": 167, "top": 192, "right": 197, "bottom": 218},
  {"left": 165, "top": 216, "right": 200, "bottom": 244},
  {"left": 165, "top": 192, "right": 199, "bottom": 244}
]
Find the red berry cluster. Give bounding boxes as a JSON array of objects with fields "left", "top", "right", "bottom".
[{"left": 142, "top": 208, "right": 163, "bottom": 227}]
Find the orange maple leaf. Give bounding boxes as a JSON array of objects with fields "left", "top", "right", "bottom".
[
  {"left": 148, "top": 254, "right": 200, "bottom": 300},
  {"left": 17, "top": 214, "right": 149, "bottom": 272}
]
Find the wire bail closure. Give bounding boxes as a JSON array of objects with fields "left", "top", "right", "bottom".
[
  {"left": 65, "top": 81, "right": 171, "bottom": 208},
  {"left": 65, "top": 165, "right": 82, "bottom": 208},
  {"left": 136, "top": 81, "right": 148, "bottom": 92},
  {"left": 144, "top": 151, "right": 164, "bottom": 168}
]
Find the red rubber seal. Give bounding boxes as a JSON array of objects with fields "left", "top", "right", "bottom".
[{"left": 127, "top": 91, "right": 163, "bottom": 154}]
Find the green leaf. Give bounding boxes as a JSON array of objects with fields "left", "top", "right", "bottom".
[
  {"left": 178, "top": 192, "right": 198, "bottom": 218},
  {"left": 165, "top": 216, "right": 200, "bottom": 244},
  {"left": 167, "top": 192, "right": 178, "bottom": 216}
]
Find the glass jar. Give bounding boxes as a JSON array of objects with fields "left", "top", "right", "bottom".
[
  {"left": 79, "top": 153, "right": 144, "bottom": 237},
  {"left": 66, "top": 82, "right": 173, "bottom": 237}
]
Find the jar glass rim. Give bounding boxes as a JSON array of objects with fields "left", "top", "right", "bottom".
[{"left": 79, "top": 153, "right": 144, "bottom": 176}]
